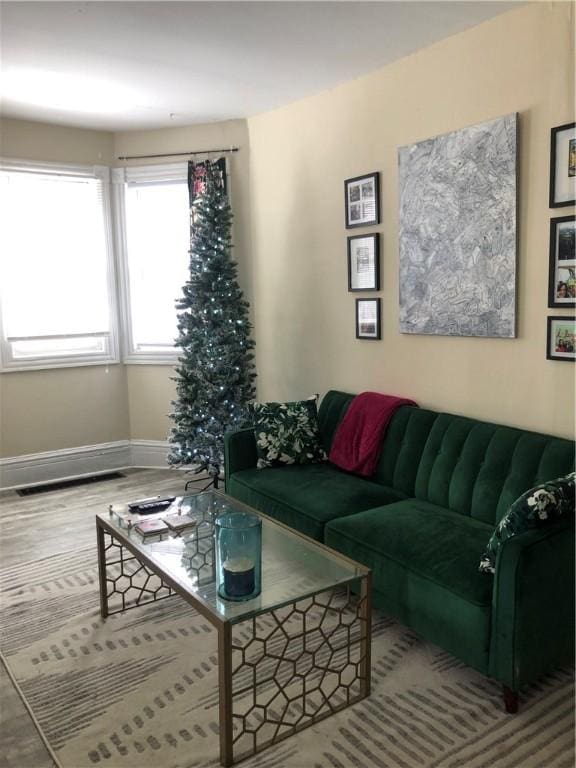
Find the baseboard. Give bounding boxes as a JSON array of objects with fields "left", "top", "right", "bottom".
[
  {"left": 0, "top": 440, "right": 174, "bottom": 491},
  {"left": 130, "top": 440, "right": 171, "bottom": 468},
  {"left": 0, "top": 441, "right": 132, "bottom": 491}
]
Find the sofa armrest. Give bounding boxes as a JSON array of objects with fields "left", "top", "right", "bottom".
[
  {"left": 224, "top": 427, "right": 258, "bottom": 491},
  {"left": 489, "top": 520, "right": 575, "bottom": 690}
]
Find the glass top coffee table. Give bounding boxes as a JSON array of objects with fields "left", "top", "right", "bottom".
[{"left": 96, "top": 490, "right": 371, "bottom": 766}]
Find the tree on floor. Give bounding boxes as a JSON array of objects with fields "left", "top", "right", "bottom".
[{"left": 168, "top": 160, "right": 256, "bottom": 478}]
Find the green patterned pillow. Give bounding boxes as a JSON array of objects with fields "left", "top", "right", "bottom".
[
  {"left": 252, "top": 398, "right": 326, "bottom": 469},
  {"left": 479, "top": 472, "right": 575, "bottom": 574}
]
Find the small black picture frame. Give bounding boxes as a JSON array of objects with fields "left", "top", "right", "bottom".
[
  {"left": 548, "top": 215, "right": 576, "bottom": 308},
  {"left": 348, "top": 233, "right": 380, "bottom": 292},
  {"left": 546, "top": 315, "right": 575, "bottom": 361},
  {"left": 549, "top": 122, "right": 576, "bottom": 208},
  {"left": 345, "top": 172, "right": 380, "bottom": 229},
  {"left": 355, "top": 298, "right": 381, "bottom": 340}
]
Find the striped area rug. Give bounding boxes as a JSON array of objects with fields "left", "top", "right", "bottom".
[
  {"left": 0, "top": 470, "right": 574, "bottom": 768},
  {"left": 1, "top": 545, "right": 573, "bottom": 768}
]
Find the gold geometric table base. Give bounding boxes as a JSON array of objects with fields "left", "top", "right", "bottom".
[
  {"left": 98, "top": 530, "right": 175, "bottom": 614},
  {"left": 224, "top": 585, "right": 371, "bottom": 765},
  {"left": 96, "top": 523, "right": 371, "bottom": 766}
]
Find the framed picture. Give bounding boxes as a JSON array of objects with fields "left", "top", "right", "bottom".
[
  {"left": 345, "top": 172, "right": 380, "bottom": 228},
  {"left": 549, "top": 122, "right": 576, "bottom": 208},
  {"left": 348, "top": 234, "right": 380, "bottom": 291},
  {"left": 548, "top": 215, "right": 576, "bottom": 307},
  {"left": 355, "top": 298, "right": 381, "bottom": 340},
  {"left": 547, "top": 315, "right": 575, "bottom": 361}
]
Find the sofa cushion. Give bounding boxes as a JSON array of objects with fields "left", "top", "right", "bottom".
[
  {"left": 252, "top": 398, "right": 326, "bottom": 469},
  {"left": 325, "top": 500, "right": 495, "bottom": 671},
  {"left": 227, "top": 462, "right": 407, "bottom": 541},
  {"left": 326, "top": 500, "right": 494, "bottom": 605},
  {"left": 479, "top": 472, "right": 576, "bottom": 574}
]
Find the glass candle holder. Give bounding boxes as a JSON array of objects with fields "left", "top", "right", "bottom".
[{"left": 215, "top": 511, "right": 262, "bottom": 601}]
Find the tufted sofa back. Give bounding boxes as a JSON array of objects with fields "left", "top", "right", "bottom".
[
  {"left": 412, "top": 413, "right": 574, "bottom": 524},
  {"left": 318, "top": 391, "right": 575, "bottom": 526},
  {"left": 317, "top": 390, "right": 355, "bottom": 452}
]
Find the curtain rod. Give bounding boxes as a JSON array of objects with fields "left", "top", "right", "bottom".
[{"left": 117, "top": 147, "right": 239, "bottom": 161}]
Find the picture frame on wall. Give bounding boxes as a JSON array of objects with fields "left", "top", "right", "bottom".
[
  {"left": 348, "top": 233, "right": 380, "bottom": 291},
  {"left": 355, "top": 298, "right": 381, "bottom": 340},
  {"left": 548, "top": 215, "right": 576, "bottom": 307},
  {"left": 345, "top": 172, "right": 380, "bottom": 228},
  {"left": 546, "top": 315, "right": 576, "bottom": 362},
  {"left": 549, "top": 122, "right": 576, "bottom": 208}
]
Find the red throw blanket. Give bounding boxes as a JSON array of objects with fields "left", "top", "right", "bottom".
[{"left": 329, "top": 392, "right": 417, "bottom": 477}]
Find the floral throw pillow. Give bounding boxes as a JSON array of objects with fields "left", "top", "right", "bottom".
[
  {"left": 252, "top": 398, "right": 326, "bottom": 469},
  {"left": 479, "top": 472, "right": 576, "bottom": 574}
]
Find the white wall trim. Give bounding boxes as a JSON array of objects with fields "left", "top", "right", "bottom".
[
  {"left": 130, "top": 440, "right": 171, "bottom": 469},
  {"left": 0, "top": 439, "right": 175, "bottom": 491}
]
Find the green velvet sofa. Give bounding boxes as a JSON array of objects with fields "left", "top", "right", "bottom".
[{"left": 224, "top": 390, "right": 575, "bottom": 711}]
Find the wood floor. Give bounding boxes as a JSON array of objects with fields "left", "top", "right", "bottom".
[{"left": 0, "top": 468, "right": 190, "bottom": 768}]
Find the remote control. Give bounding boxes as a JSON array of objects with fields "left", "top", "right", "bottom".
[{"left": 128, "top": 496, "right": 176, "bottom": 515}]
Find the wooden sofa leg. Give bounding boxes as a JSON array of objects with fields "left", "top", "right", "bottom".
[{"left": 503, "top": 685, "right": 519, "bottom": 714}]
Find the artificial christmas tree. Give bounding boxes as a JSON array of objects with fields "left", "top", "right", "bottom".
[{"left": 168, "top": 160, "right": 256, "bottom": 482}]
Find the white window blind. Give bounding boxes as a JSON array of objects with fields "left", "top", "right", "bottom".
[
  {"left": 114, "top": 163, "right": 190, "bottom": 363},
  {"left": 0, "top": 160, "right": 118, "bottom": 370}
]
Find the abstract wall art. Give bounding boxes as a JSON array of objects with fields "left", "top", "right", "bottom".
[{"left": 398, "top": 113, "right": 517, "bottom": 337}]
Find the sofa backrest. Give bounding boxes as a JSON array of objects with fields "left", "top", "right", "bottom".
[
  {"left": 317, "top": 390, "right": 354, "bottom": 453},
  {"left": 374, "top": 406, "right": 438, "bottom": 496},
  {"left": 318, "top": 390, "right": 575, "bottom": 526},
  {"left": 413, "top": 413, "right": 574, "bottom": 524}
]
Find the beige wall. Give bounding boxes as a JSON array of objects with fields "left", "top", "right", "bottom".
[
  {"left": 0, "top": 118, "right": 130, "bottom": 457},
  {"left": 247, "top": 2, "right": 575, "bottom": 440},
  {"left": 114, "top": 120, "right": 252, "bottom": 442},
  {"left": 126, "top": 366, "right": 176, "bottom": 442},
  {"left": 0, "top": 117, "right": 114, "bottom": 165},
  {"left": 1, "top": 366, "right": 129, "bottom": 456}
]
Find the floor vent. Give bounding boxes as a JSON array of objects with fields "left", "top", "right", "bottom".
[{"left": 16, "top": 472, "right": 126, "bottom": 497}]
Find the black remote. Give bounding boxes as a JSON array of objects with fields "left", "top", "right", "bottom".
[{"left": 128, "top": 496, "right": 176, "bottom": 515}]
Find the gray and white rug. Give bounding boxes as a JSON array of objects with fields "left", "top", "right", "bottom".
[{"left": 0, "top": 474, "right": 573, "bottom": 768}]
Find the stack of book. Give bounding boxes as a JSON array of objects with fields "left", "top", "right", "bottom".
[
  {"left": 110, "top": 495, "right": 201, "bottom": 540},
  {"left": 134, "top": 510, "right": 198, "bottom": 540}
]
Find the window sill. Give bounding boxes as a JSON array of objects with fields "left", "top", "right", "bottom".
[
  {"left": 1, "top": 357, "right": 120, "bottom": 373},
  {"left": 122, "top": 350, "right": 180, "bottom": 365},
  {"left": 123, "top": 357, "right": 179, "bottom": 366}
]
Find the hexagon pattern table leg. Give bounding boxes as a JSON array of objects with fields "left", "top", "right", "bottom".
[
  {"left": 97, "top": 527, "right": 175, "bottom": 616},
  {"left": 224, "top": 579, "right": 371, "bottom": 765}
]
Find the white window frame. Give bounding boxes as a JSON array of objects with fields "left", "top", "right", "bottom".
[
  {"left": 113, "top": 162, "right": 189, "bottom": 365},
  {"left": 0, "top": 158, "right": 120, "bottom": 372}
]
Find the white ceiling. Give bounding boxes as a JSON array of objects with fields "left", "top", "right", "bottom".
[{"left": 1, "top": 1, "right": 521, "bottom": 132}]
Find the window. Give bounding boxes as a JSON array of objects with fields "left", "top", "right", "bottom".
[
  {"left": 114, "top": 164, "right": 190, "bottom": 363},
  {"left": 0, "top": 159, "right": 118, "bottom": 371}
]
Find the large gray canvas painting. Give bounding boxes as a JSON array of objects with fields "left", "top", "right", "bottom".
[{"left": 399, "top": 113, "right": 517, "bottom": 337}]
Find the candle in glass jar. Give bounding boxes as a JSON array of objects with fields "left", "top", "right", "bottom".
[{"left": 223, "top": 557, "right": 255, "bottom": 598}]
